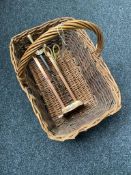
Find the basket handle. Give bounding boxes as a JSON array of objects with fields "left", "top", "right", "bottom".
[{"left": 17, "top": 19, "right": 104, "bottom": 79}]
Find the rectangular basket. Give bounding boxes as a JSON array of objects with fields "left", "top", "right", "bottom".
[{"left": 9, "top": 17, "right": 121, "bottom": 141}]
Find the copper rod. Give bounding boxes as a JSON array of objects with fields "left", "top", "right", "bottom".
[{"left": 46, "top": 51, "right": 77, "bottom": 101}]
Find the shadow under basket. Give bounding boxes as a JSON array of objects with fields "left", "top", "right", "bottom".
[{"left": 9, "top": 17, "right": 121, "bottom": 141}]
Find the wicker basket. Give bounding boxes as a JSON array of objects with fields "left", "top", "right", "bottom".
[{"left": 9, "top": 17, "right": 121, "bottom": 141}]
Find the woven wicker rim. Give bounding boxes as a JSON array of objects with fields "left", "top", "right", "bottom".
[{"left": 17, "top": 19, "right": 104, "bottom": 79}]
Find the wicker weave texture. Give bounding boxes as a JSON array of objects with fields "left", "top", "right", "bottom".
[{"left": 9, "top": 17, "right": 121, "bottom": 141}]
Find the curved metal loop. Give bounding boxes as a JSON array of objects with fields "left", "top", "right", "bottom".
[
  {"left": 43, "top": 44, "right": 60, "bottom": 60},
  {"left": 52, "top": 44, "right": 60, "bottom": 58}
]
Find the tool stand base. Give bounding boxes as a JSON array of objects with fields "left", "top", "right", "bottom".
[{"left": 62, "top": 101, "right": 84, "bottom": 115}]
